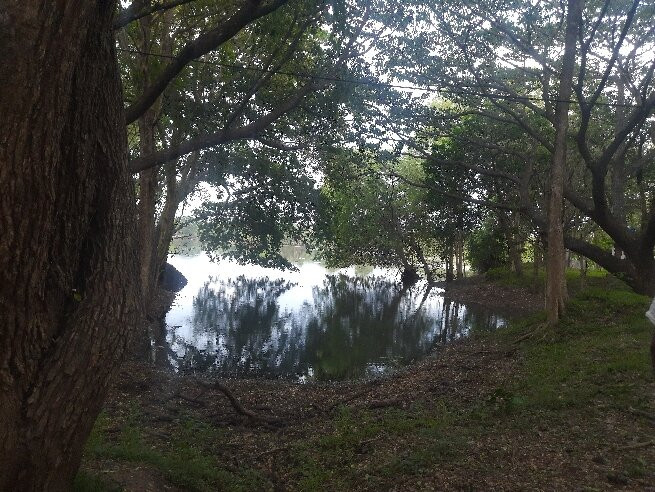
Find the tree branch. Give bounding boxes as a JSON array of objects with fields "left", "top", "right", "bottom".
[
  {"left": 385, "top": 170, "right": 519, "bottom": 211},
  {"left": 114, "top": 0, "right": 199, "bottom": 29},
  {"left": 129, "top": 80, "right": 317, "bottom": 172},
  {"left": 124, "top": 0, "right": 290, "bottom": 124}
]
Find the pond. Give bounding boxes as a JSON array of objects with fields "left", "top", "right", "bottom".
[{"left": 161, "top": 254, "right": 507, "bottom": 382}]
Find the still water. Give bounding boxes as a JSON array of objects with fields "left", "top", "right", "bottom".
[{"left": 163, "top": 254, "right": 507, "bottom": 381}]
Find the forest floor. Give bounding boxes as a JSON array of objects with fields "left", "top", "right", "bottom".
[{"left": 77, "top": 271, "right": 655, "bottom": 491}]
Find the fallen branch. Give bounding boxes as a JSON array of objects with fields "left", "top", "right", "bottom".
[
  {"left": 326, "top": 389, "right": 371, "bottom": 412},
  {"left": 513, "top": 323, "right": 548, "bottom": 344},
  {"left": 255, "top": 445, "right": 290, "bottom": 459},
  {"left": 356, "top": 436, "right": 382, "bottom": 454},
  {"left": 174, "top": 391, "right": 206, "bottom": 407},
  {"left": 365, "top": 398, "right": 404, "bottom": 409},
  {"left": 615, "top": 440, "right": 655, "bottom": 451},
  {"left": 192, "top": 377, "right": 284, "bottom": 426},
  {"left": 628, "top": 407, "right": 655, "bottom": 421}
]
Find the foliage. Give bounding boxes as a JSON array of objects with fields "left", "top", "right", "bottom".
[
  {"left": 119, "top": 0, "right": 416, "bottom": 276},
  {"left": 312, "top": 150, "right": 443, "bottom": 276},
  {"left": 467, "top": 219, "right": 508, "bottom": 273},
  {"left": 195, "top": 145, "right": 319, "bottom": 269},
  {"left": 375, "top": 0, "right": 655, "bottom": 293},
  {"left": 169, "top": 221, "right": 204, "bottom": 256}
]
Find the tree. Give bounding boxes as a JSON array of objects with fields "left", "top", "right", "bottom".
[
  {"left": 544, "top": 0, "right": 582, "bottom": 323},
  {"left": 196, "top": 144, "right": 319, "bottom": 269},
  {"left": 313, "top": 151, "right": 449, "bottom": 282},
  {"left": 467, "top": 219, "right": 510, "bottom": 273},
  {"left": 119, "top": 0, "right": 362, "bottom": 305},
  {"left": 383, "top": 0, "right": 655, "bottom": 299},
  {"left": 0, "top": 0, "right": 398, "bottom": 486},
  {"left": 0, "top": 3, "right": 140, "bottom": 488}
]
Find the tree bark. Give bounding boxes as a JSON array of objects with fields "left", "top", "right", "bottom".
[
  {"left": 545, "top": 0, "right": 581, "bottom": 324},
  {"left": 137, "top": 161, "right": 159, "bottom": 299},
  {"left": 611, "top": 78, "right": 628, "bottom": 259},
  {"left": 136, "top": 13, "right": 162, "bottom": 303},
  {"left": 578, "top": 254, "right": 587, "bottom": 289},
  {"left": 455, "top": 233, "right": 464, "bottom": 279},
  {"left": 445, "top": 245, "right": 455, "bottom": 283},
  {"left": 0, "top": 2, "right": 141, "bottom": 490},
  {"left": 409, "top": 238, "right": 434, "bottom": 283}
]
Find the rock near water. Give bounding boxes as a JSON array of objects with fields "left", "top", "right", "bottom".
[{"left": 159, "top": 262, "right": 188, "bottom": 292}]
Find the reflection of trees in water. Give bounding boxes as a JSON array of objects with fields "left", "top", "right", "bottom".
[
  {"left": 170, "top": 274, "right": 504, "bottom": 380},
  {"left": 173, "top": 276, "right": 296, "bottom": 373}
]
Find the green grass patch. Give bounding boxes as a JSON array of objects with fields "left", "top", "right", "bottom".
[
  {"left": 491, "top": 285, "right": 652, "bottom": 418},
  {"left": 285, "top": 403, "right": 462, "bottom": 490},
  {"left": 73, "top": 470, "right": 121, "bottom": 492},
  {"left": 484, "top": 265, "right": 627, "bottom": 294},
  {"left": 84, "top": 410, "right": 266, "bottom": 492}
]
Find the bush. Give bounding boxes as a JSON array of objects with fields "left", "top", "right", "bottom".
[{"left": 467, "top": 222, "right": 507, "bottom": 273}]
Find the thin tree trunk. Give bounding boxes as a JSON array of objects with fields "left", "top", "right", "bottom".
[
  {"left": 533, "top": 239, "right": 540, "bottom": 279},
  {"left": 510, "top": 237, "right": 523, "bottom": 276},
  {"left": 578, "top": 254, "right": 587, "bottom": 289},
  {"left": 153, "top": 153, "right": 201, "bottom": 282},
  {"left": 445, "top": 245, "right": 455, "bottom": 283},
  {"left": 545, "top": 0, "right": 581, "bottom": 324},
  {"left": 134, "top": 112, "right": 159, "bottom": 360},
  {"left": 455, "top": 233, "right": 464, "bottom": 279},
  {"left": 0, "top": 2, "right": 141, "bottom": 489},
  {"left": 138, "top": 166, "right": 159, "bottom": 297},
  {"left": 136, "top": 14, "right": 160, "bottom": 303},
  {"left": 612, "top": 77, "right": 627, "bottom": 260},
  {"left": 410, "top": 239, "right": 434, "bottom": 283},
  {"left": 512, "top": 213, "right": 524, "bottom": 276}
]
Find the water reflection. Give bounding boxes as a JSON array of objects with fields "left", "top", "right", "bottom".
[{"left": 165, "top": 257, "right": 506, "bottom": 381}]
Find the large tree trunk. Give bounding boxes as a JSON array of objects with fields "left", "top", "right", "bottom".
[
  {"left": 0, "top": 3, "right": 141, "bottom": 489},
  {"left": 563, "top": 235, "right": 655, "bottom": 296},
  {"left": 545, "top": 0, "right": 581, "bottom": 324}
]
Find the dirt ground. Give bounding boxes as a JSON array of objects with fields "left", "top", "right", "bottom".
[
  {"left": 437, "top": 275, "right": 543, "bottom": 315},
  {"left": 81, "top": 278, "right": 655, "bottom": 491}
]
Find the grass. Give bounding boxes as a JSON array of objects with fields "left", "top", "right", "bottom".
[
  {"left": 73, "top": 471, "right": 121, "bottom": 492},
  {"left": 279, "top": 278, "right": 655, "bottom": 489},
  {"left": 506, "top": 290, "right": 651, "bottom": 406},
  {"left": 286, "top": 404, "right": 460, "bottom": 490},
  {"left": 485, "top": 264, "right": 621, "bottom": 292},
  {"left": 80, "top": 271, "right": 655, "bottom": 490},
  {"left": 80, "top": 408, "right": 267, "bottom": 491}
]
